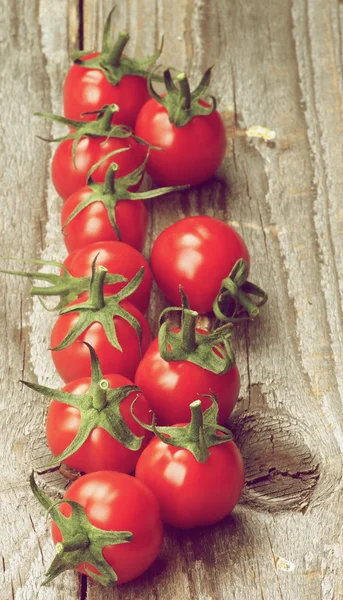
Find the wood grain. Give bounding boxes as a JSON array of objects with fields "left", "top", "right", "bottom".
[
  {"left": 1, "top": 1, "right": 343, "bottom": 599},
  {"left": 0, "top": 2, "right": 80, "bottom": 599}
]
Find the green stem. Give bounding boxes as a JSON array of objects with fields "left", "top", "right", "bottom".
[
  {"left": 99, "top": 105, "right": 117, "bottom": 132},
  {"left": 104, "top": 163, "right": 118, "bottom": 195},
  {"left": 181, "top": 310, "right": 197, "bottom": 353},
  {"left": 236, "top": 290, "right": 260, "bottom": 317},
  {"left": 224, "top": 277, "right": 259, "bottom": 317},
  {"left": 189, "top": 400, "right": 210, "bottom": 463},
  {"left": 107, "top": 31, "right": 130, "bottom": 66},
  {"left": 56, "top": 535, "right": 89, "bottom": 554},
  {"left": 93, "top": 379, "right": 110, "bottom": 410},
  {"left": 30, "top": 283, "right": 68, "bottom": 297},
  {"left": 89, "top": 266, "right": 107, "bottom": 309},
  {"left": 177, "top": 73, "right": 191, "bottom": 111}
]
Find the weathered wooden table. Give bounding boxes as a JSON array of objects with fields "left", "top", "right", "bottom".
[{"left": 1, "top": 1, "right": 343, "bottom": 599}]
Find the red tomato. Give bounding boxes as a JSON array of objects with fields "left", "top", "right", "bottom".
[
  {"left": 63, "top": 241, "right": 152, "bottom": 314},
  {"left": 64, "top": 53, "right": 151, "bottom": 129},
  {"left": 46, "top": 374, "right": 152, "bottom": 473},
  {"left": 135, "top": 329, "right": 240, "bottom": 425},
  {"left": 135, "top": 434, "right": 244, "bottom": 529},
  {"left": 52, "top": 136, "right": 145, "bottom": 201},
  {"left": 61, "top": 185, "right": 148, "bottom": 253},
  {"left": 50, "top": 298, "right": 151, "bottom": 382},
  {"left": 51, "top": 471, "right": 163, "bottom": 584},
  {"left": 135, "top": 98, "right": 226, "bottom": 186},
  {"left": 151, "top": 216, "right": 250, "bottom": 313}
]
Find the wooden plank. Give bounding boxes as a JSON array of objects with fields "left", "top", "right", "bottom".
[
  {"left": 0, "top": 2, "right": 81, "bottom": 599},
  {"left": 1, "top": 0, "right": 343, "bottom": 599},
  {"left": 82, "top": 1, "right": 343, "bottom": 600}
]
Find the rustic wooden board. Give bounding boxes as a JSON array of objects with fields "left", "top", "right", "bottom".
[
  {"left": 0, "top": 2, "right": 81, "bottom": 599},
  {"left": 1, "top": 1, "right": 343, "bottom": 599}
]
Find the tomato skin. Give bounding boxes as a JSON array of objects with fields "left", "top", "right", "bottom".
[
  {"left": 46, "top": 374, "right": 152, "bottom": 473},
  {"left": 64, "top": 53, "right": 151, "bottom": 129},
  {"left": 136, "top": 436, "right": 244, "bottom": 529},
  {"left": 135, "top": 98, "right": 227, "bottom": 186},
  {"left": 50, "top": 298, "right": 151, "bottom": 383},
  {"left": 62, "top": 186, "right": 148, "bottom": 254},
  {"left": 151, "top": 216, "right": 250, "bottom": 313},
  {"left": 51, "top": 471, "right": 164, "bottom": 584},
  {"left": 52, "top": 136, "right": 145, "bottom": 201},
  {"left": 135, "top": 329, "right": 240, "bottom": 425},
  {"left": 63, "top": 241, "right": 152, "bottom": 314}
]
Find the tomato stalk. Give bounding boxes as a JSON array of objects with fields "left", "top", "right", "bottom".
[
  {"left": 107, "top": 31, "right": 130, "bottom": 66},
  {"left": 177, "top": 73, "right": 192, "bottom": 111},
  {"left": 35, "top": 103, "right": 152, "bottom": 166},
  {"left": 188, "top": 400, "right": 210, "bottom": 463},
  {"left": 158, "top": 288, "right": 235, "bottom": 375},
  {"left": 52, "top": 259, "right": 145, "bottom": 353},
  {"left": 71, "top": 8, "right": 163, "bottom": 86},
  {"left": 132, "top": 395, "right": 233, "bottom": 463},
  {"left": 0, "top": 256, "right": 126, "bottom": 311},
  {"left": 23, "top": 343, "right": 144, "bottom": 467},
  {"left": 30, "top": 472, "right": 132, "bottom": 586},
  {"left": 213, "top": 258, "right": 268, "bottom": 324},
  {"left": 98, "top": 104, "right": 119, "bottom": 133},
  {"left": 93, "top": 379, "right": 110, "bottom": 411},
  {"left": 148, "top": 67, "right": 217, "bottom": 127},
  {"left": 181, "top": 308, "right": 197, "bottom": 353},
  {"left": 104, "top": 161, "right": 119, "bottom": 195},
  {"left": 89, "top": 265, "right": 107, "bottom": 309},
  {"left": 57, "top": 535, "right": 90, "bottom": 553},
  {"left": 62, "top": 151, "right": 189, "bottom": 242}
]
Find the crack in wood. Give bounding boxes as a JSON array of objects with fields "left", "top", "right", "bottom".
[
  {"left": 79, "top": 573, "right": 87, "bottom": 600},
  {"left": 21, "top": 341, "right": 26, "bottom": 383},
  {"left": 245, "top": 322, "right": 252, "bottom": 410},
  {"left": 231, "top": 408, "right": 322, "bottom": 511},
  {"left": 266, "top": 528, "right": 286, "bottom": 600},
  {"left": 245, "top": 465, "right": 320, "bottom": 487},
  {"left": 78, "top": 0, "right": 84, "bottom": 50},
  {"left": 39, "top": 218, "right": 44, "bottom": 252},
  {"left": 29, "top": 514, "right": 45, "bottom": 567},
  {"left": 19, "top": 293, "right": 23, "bottom": 345}
]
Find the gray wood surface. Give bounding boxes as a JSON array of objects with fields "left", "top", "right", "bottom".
[{"left": 1, "top": 1, "right": 342, "bottom": 599}]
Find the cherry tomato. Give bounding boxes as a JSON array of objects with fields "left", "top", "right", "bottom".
[
  {"left": 63, "top": 241, "right": 152, "bottom": 314},
  {"left": 62, "top": 185, "right": 148, "bottom": 253},
  {"left": 52, "top": 471, "right": 163, "bottom": 584},
  {"left": 64, "top": 53, "right": 151, "bottom": 129},
  {"left": 46, "top": 374, "right": 152, "bottom": 473},
  {"left": 52, "top": 136, "right": 145, "bottom": 201},
  {"left": 135, "top": 98, "right": 226, "bottom": 186},
  {"left": 50, "top": 297, "right": 151, "bottom": 383},
  {"left": 135, "top": 434, "right": 244, "bottom": 529},
  {"left": 151, "top": 216, "right": 250, "bottom": 313},
  {"left": 135, "top": 328, "right": 240, "bottom": 426}
]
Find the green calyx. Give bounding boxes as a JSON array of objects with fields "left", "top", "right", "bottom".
[
  {"left": 62, "top": 149, "right": 190, "bottom": 241},
  {"left": 71, "top": 7, "right": 163, "bottom": 86},
  {"left": 51, "top": 260, "right": 144, "bottom": 353},
  {"left": 35, "top": 103, "right": 149, "bottom": 166},
  {"left": 30, "top": 472, "right": 132, "bottom": 587},
  {"left": 132, "top": 395, "right": 232, "bottom": 463},
  {"left": 22, "top": 343, "right": 143, "bottom": 468},
  {"left": 213, "top": 259, "right": 268, "bottom": 323},
  {"left": 148, "top": 67, "right": 217, "bottom": 127},
  {"left": 0, "top": 256, "right": 126, "bottom": 311},
  {"left": 158, "top": 288, "right": 235, "bottom": 375}
]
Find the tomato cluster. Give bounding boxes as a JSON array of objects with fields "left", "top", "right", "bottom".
[{"left": 8, "top": 8, "right": 268, "bottom": 591}]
